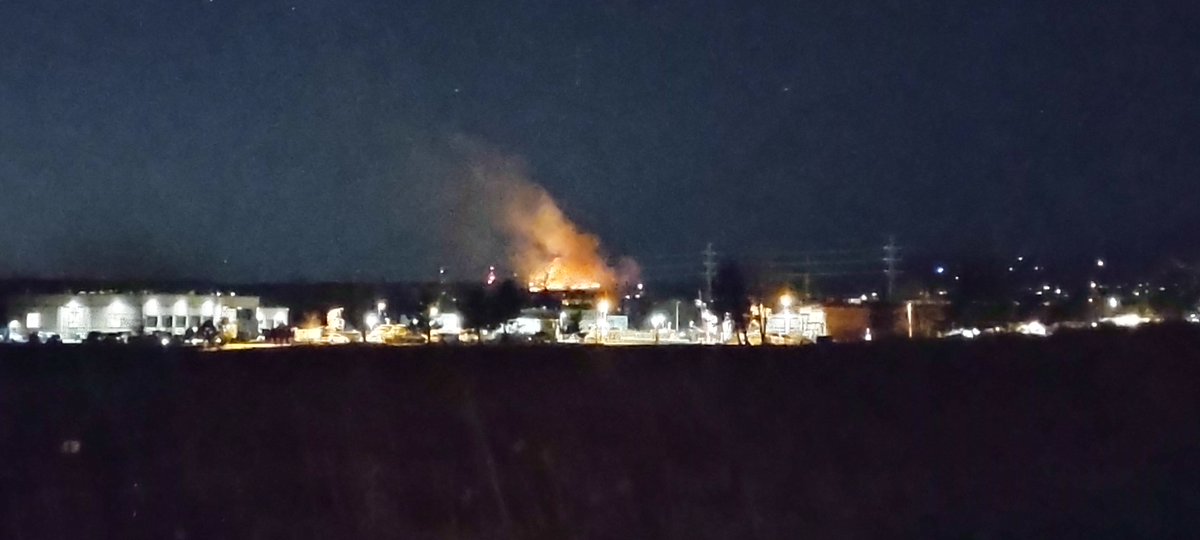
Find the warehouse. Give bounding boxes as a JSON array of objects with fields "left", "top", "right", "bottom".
[{"left": 6, "top": 291, "right": 288, "bottom": 342}]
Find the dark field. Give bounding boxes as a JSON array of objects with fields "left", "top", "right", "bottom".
[{"left": 4, "top": 328, "right": 1200, "bottom": 539}]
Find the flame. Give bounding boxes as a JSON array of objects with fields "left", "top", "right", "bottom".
[
  {"left": 463, "top": 145, "right": 617, "bottom": 292},
  {"left": 526, "top": 257, "right": 604, "bottom": 292},
  {"left": 505, "top": 185, "right": 614, "bottom": 291}
]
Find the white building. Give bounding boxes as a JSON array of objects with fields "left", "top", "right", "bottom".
[
  {"left": 7, "top": 291, "right": 289, "bottom": 342},
  {"left": 765, "top": 305, "right": 828, "bottom": 342}
]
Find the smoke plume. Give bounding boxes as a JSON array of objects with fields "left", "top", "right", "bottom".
[{"left": 451, "top": 138, "right": 619, "bottom": 290}]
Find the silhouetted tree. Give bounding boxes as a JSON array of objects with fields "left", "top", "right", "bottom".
[
  {"left": 456, "top": 280, "right": 527, "bottom": 340},
  {"left": 562, "top": 308, "right": 583, "bottom": 336},
  {"left": 713, "top": 260, "right": 750, "bottom": 344},
  {"left": 490, "top": 279, "right": 526, "bottom": 335},
  {"left": 197, "top": 320, "right": 220, "bottom": 347},
  {"left": 460, "top": 285, "right": 491, "bottom": 336},
  {"left": 414, "top": 287, "right": 439, "bottom": 341}
]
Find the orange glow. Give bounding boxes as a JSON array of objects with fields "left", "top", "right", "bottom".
[
  {"left": 526, "top": 257, "right": 605, "bottom": 292},
  {"left": 458, "top": 141, "right": 621, "bottom": 293},
  {"left": 494, "top": 169, "right": 615, "bottom": 292}
]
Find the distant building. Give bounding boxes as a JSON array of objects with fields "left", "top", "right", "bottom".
[
  {"left": 6, "top": 291, "right": 288, "bottom": 342},
  {"left": 765, "top": 305, "right": 828, "bottom": 342}
]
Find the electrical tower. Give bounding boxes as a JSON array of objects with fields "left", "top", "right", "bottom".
[{"left": 883, "top": 236, "right": 901, "bottom": 301}]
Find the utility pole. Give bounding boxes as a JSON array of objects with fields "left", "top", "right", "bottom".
[
  {"left": 883, "top": 236, "right": 901, "bottom": 302},
  {"left": 702, "top": 242, "right": 717, "bottom": 303}
]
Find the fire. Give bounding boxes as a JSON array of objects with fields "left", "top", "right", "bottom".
[
  {"left": 527, "top": 257, "right": 604, "bottom": 292},
  {"left": 505, "top": 184, "right": 614, "bottom": 292},
  {"left": 461, "top": 143, "right": 618, "bottom": 292}
]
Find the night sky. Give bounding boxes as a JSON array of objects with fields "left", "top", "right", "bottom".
[{"left": 2, "top": 0, "right": 1198, "bottom": 281}]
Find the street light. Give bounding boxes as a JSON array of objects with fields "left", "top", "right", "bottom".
[
  {"left": 651, "top": 313, "right": 666, "bottom": 344},
  {"left": 597, "top": 298, "right": 611, "bottom": 344},
  {"left": 780, "top": 294, "right": 794, "bottom": 340}
]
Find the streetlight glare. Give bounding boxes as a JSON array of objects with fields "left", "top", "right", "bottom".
[{"left": 780, "top": 294, "right": 793, "bottom": 308}]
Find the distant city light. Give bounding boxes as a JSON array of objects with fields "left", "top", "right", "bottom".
[
  {"left": 1096, "top": 258, "right": 1106, "bottom": 267},
  {"left": 1018, "top": 321, "right": 1048, "bottom": 336},
  {"left": 935, "top": 266, "right": 945, "bottom": 275},
  {"left": 1107, "top": 297, "right": 1119, "bottom": 309},
  {"left": 1090, "top": 281, "right": 1098, "bottom": 289},
  {"left": 1103, "top": 313, "right": 1150, "bottom": 328}
]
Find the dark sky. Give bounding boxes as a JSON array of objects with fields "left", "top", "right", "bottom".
[{"left": 2, "top": 0, "right": 1198, "bottom": 281}]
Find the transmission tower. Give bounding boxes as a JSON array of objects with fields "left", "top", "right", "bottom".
[{"left": 883, "top": 236, "right": 901, "bottom": 301}]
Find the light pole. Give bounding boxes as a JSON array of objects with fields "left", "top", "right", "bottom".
[
  {"left": 597, "top": 298, "right": 610, "bottom": 344},
  {"left": 780, "top": 293, "right": 794, "bottom": 341},
  {"left": 428, "top": 305, "right": 438, "bottom": 343},
  {"left": 651, "top": 313, "right": 666, "bottom": 344},
  {"left": 674, "top": 300, "right": 680, "bottom": 337}
]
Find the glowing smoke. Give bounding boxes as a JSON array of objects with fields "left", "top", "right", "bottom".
[{"left": 455, "top": 140, "right": 620, "bottom": 291}]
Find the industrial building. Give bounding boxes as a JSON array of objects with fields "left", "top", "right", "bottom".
[{"left": 6, "top": 291, "right": 289, "bottom": 342}]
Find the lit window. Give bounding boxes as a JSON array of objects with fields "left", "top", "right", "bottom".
[
  {"left": 66, "top": 308, "right": 86, "bottom": 328},
  {"left": 26, "top": 313, "right": 41, "bottom": 329}
]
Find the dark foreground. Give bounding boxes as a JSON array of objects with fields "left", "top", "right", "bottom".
[{"left": 3, "top": 328, "right": 1200, "bottom": 539}]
